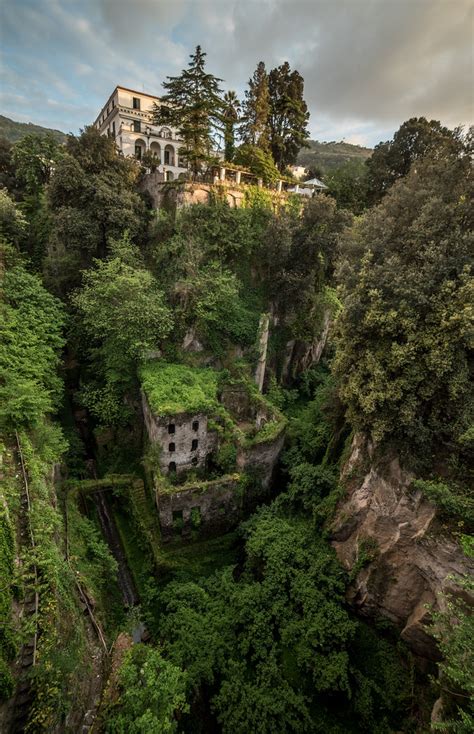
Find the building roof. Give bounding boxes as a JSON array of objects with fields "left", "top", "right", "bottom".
[
  {"left": 302, "top": 177, "right": 327, "bottom": 188},
  {"left": 115, "top": 85, "right": 160, "bottom": 100}
]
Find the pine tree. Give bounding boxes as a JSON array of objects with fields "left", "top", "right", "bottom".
[
  {"left": 268, "top": 62, "right": 310, "bottom": 172},
  {"left": 240, "top": 62, "right": 271, "bottom": 151},
  {"left": 222, "top": 91, "right": 240, "bottom": 162},
  {"left": 153, "top": 45, "right": 223, "bottom": 177}
]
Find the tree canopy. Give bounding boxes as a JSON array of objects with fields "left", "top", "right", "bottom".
[
  {"left": 153, "top": 45, "right": 223, "bottom": 176},
  {"left": 335, "top": 139, "right": 473, "bottom": 467},
  {"left": 268, "top": 62, "right": 310, "bottom": 172}
]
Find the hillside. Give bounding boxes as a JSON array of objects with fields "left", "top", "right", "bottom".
[
  {"left": 0, "top": 114, "right": 67, "bottom": 144},
  {"left": 297, "top": 139, "right": 372, "bottom": 172}
]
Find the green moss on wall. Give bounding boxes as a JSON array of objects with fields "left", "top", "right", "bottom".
[{"left": 140, "top": 362, "right": 221, "bottom": 416}]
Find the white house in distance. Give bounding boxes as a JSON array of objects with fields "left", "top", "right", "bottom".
[
  {"left": 94, "top": 86, "right": 188, "bottom": 180},
  {"left": 288, "top": 164, "right": 307, "bottom": 180}
]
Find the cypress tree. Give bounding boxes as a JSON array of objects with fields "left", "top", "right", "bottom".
[
  {"left": 240, "top": 61, "right": 271, "bottom": 151},
  {"left": 268, "top": 62, "right": 310, "bottom": 172}
]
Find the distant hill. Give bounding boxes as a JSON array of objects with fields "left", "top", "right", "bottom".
[
  {"left": 297, "top": 139, "right": 372, "bottom": 173},
  {"left": 0, "top": 114, "right": 67, "bottom": 144}
]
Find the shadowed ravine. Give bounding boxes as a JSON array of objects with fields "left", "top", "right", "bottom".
[{"left": 94, "top": 491, "right": 138, "bottom": 608}]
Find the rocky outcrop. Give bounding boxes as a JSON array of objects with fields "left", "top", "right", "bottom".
[
  {"left": 280, "top": 309, "right": 332, "bottom": 383},
  {"left": 331, "top": 435, "right": 473, "bottom": 659}
]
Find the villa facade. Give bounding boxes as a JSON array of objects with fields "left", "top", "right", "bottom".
[{"left": 94, "top": 86, "right": 188, "bottom": 180}]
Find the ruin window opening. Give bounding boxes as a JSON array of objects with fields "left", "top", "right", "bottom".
[
  {"left": 172, "top": 510, "right": 184, "bottom": 533},
  {"left": 168, "top": 461, "right": 176, "bottom": 472},
  {"left": 168, "top": 423, "right": 175, "bottom": 434},
  {"left": 192, "top": 420, "right": 199, "bottom": 431},
  {"left": 191, "top": 439, "right": 198, "bottom": 451},
  {"left": 191, "top": 457, "right": 198, "bottom": 466},
  {"left": 168, "top": 442, "right": 175, "bottom": 452}
]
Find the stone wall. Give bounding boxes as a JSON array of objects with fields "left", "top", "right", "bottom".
[
  {"left": 141, "top": 392, "right": 217, "bottom": 475},
  {"left": 157, "top": 476, "right": 242, "bottom": 541},
  {"left": 140, "top": 177, "right": 247, "bottom": 211},
  {"left": 237, "top": 430, "right": 286, "bottom": 490},
  {"left": 140, "top": 176, "right": 288, "bottom": 212}
]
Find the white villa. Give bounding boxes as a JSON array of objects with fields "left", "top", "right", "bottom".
[{"left": 94, "top": 86, "right": 188, "bottom": 180}]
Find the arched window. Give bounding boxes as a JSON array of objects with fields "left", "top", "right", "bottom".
[
  {"left": 168, "top": 423, "right": 175, "bottom": 434},
  {"left": 192, "top": 420, "right": 199, "bottom": 431},
  {"left": 168, "top": 461, "right": 176, "bottom": 472},
  {"left": 168, "top": 442, "right": 175, "bottom": 453},
  {"left": 191, "top": 439, "right": 198, "bottom": 451}
]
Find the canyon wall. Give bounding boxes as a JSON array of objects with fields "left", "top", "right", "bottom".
[{"left": 331, "top": 435, "right": 473, "bottom": 659}]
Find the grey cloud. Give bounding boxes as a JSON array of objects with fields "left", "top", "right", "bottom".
[{"left": 0, "top": 0, "right": 472, "bottom": 146}]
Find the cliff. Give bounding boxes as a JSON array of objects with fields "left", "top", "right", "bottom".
[{"left": 331, "top": 435, "right": 473, "bottom": 659}]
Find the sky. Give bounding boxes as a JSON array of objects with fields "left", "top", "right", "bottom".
[{"left": 0, "top": 0, "right": 472, "bottom": 147}]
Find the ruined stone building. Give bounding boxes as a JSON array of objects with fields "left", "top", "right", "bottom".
[{"left": 140, "top": 361, "right": 286, "bottom": 541}]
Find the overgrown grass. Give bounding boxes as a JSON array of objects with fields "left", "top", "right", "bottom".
[{"left": 140, "top": 362, "right": 220, "bottom": 416}]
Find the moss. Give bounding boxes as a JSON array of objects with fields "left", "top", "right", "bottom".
[
  {"left": 158, "top": 473, "right": 241, "bottom": 497},
  {"left": 244, "top": 416, "right": 287, "bottom": 447},
  {"left": 140, "top": 361, "right": 221, "bottom": 416}
]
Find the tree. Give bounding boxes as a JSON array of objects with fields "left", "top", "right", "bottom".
[
  {"left": 268, "top": 62, "right": 310, "bottom": 172},
  {"left": 45, "top": 126, "right": 147, "bottom": 292},
  {"left": 239, "top": 61, "right": 271, "bottom": 151},
  {"left": 222, "top": 91, "right": 240, "bottom": 162},
  {"left": 0, "top": 244, "right": 65, "bottom": 430},
  {"left": 0, "top": 189, "right": 27, "bottom": 246},
  {"left": 325, "top": 159, "right": 369, "bottom": 214},
  {"left": 233, "top": 143, "right": 280, "bottom": 184},
  {"left": 12, "top": 133, "right": 63, "bottom": 194},
  {"left": 160, "top": 508, "right": 355, "bottom": 734},
  {"left": 153, "top": 45, "right": 223, "bottom": 176},
  {"left": 72, "top": 234, "right": 173, "bottom": 425},
  {"left": 334, "top": 139, "right": 473, "bottom": 464},
  {"left": 366, "top": 117, "right": 467, "bottom": 203},
  {"left": 105, "top": 645, "right": 188, "bottom": 734}
]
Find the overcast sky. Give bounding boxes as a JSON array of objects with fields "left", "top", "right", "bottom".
[{"left": 0, "top": 0, "right": 472, "bottom": 147}]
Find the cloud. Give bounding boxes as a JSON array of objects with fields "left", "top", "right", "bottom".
[{"left": 0, "top": 0, "right": 472, "bottom": 146}]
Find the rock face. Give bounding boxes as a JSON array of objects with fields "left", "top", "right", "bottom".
[{"left": 331, "top": 435, "right": 473, "bottom": 659}]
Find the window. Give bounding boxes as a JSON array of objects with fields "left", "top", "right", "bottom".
[
  {"left": 164, "top": 150, "right": 170, "bottom": 165},
  {"left": 192, "top": 420, "right": 199, "bottom": 432},
  {"left": 169, "top": 442, "right": 175, "bottom": 453},
  {"left": 133, "top": 120, "right": 141, "bottom": 133},
  {"left": 132, "top": 96, "right": 141, "bottom": 110},
  {"left": 168, "top": 423, "right": 175, "bottom": 434},
  {"left": 191, "top": 439, "right": 198, "bottom": 451},
  {"left": 191, "top": 457, "right": 198, "bottom": 466},
  {"left": 168, "top": 461, "right": 176, "bottom": 472},
  {"left": 134, "top": 144, "right": 142, "bottom": 159},
  {"left": 112, "top": 121, "right": 116, "bottom": 136}
]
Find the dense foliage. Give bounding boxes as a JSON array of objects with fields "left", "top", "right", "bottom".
[
  {"left": 1, "top": 104, "right": 472, "bottom": 734},
  {"left": 334, "top": 139, "right": 473, "bottom": 470},
  {"left": 153, "top": 45, "right": 223, "bottom": 176},
  {"left": 0, "top": 244, "right": 65, "bottom": 430}
]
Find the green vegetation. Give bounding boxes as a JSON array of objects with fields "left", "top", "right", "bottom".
[
  {"left": 0, "top": 245, "right": 65, "bottom": 431},
  {"left": 297, "top": 139, "right": 372, "bottom": 173},
  {"left": 104, "top": 644, "right": 188, "bottom": 733},
  {"left": 152, "top": 45, "right": 223, "bottom": 176},
  {"left": 412, "top": 480, "right": 474, "bottom": 529},
  {"left": 140, "top": 362, "right": 220, "bottom": 416},
  {"left": 1, "top": 90, "right": 472, "bottom": 734},
  {"left": 0, "top": 114, "right": 67, "bottom": 144},
  {"left": 334, "top": 135, "right": 473, "bottom": 470}
]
